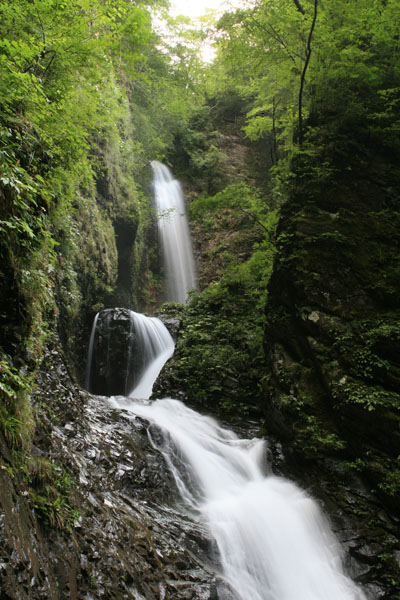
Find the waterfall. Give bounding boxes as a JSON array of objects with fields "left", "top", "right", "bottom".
[
  {"left": 109, "top": 398, "right": 366, "bottom": 600},
  {"left": 127, "top": 312, "right": 174, "bottom": 399},
  {"left": 85, "top": 309, "right": 174, "bottom": 398},
  {"left": 85, "top": 311, "right": 99, "bottom": 391},
  {"left": 151, "top": 161, "right": 196, "bottom": 304}
]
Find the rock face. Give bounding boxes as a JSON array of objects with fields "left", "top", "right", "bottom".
[
  {"left": 88, "top": 308, "right": 144, "bottom": 396},
  {"left": 264, "top": 151, "right": 400, "bottom": 490},
  {"left": 0, "top": 346, "right": 220, "bottom": 599},
  {"left": 263, "top": 153, "right": 400, "bottom": 595}
]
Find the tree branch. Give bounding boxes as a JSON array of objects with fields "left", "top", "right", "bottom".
[
  {"left": 298, "top": 0, "right": 318, "bottom": 146},
  {"left": 293, "top": 0, "right": 306, "bottom": 15},
  {"left": 236, "top": 205, "right": 270, "bottom": 234},
  {"left": 247, "top": 13, "right": 301, "bottom": 63}
]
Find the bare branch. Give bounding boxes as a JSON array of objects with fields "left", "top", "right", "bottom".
[
  {"left": 293, "top": 0, "right": 306, "bottom": 15},
  {"left": 247, "top": 14, "right": 301, "bottom": 63},
  {"left": 298, "top": 0, "right": 318, "bottom": 145}
]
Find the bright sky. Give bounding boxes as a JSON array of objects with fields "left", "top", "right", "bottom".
[
  {"left": 167, "top": 0, "right": 247, "bottom": 61},
  {"left": 169, "top": 0, "right": 230, "bottom": 19}
]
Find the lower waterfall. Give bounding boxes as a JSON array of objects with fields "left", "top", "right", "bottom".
[
  {"left": 85, "top": 309, "right": 174, "bottom": 398},
  {"left": 127, "top": 312, "right": 174, "bottom": 399},
  {"left": 109, "top": 347, "right": 366, "bottom": 599}
]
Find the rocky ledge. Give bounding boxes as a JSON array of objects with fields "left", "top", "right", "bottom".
[{"left": 0, "top": 347, "right": 224, "bottom": 600}]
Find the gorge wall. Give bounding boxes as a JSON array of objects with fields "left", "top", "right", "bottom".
[
  {"left": 260, "top": 144, "right": 400, "bottom": 597},
  {"left": 263, "top": 147, "right": 400, "bottom": 510}
]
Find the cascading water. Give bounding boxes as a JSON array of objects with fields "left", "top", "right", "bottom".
[
  {"left": 85, "top": 311, "right": 99, "bottom": 392},
  {"left": 151, "top": 161, "right": 196, "bottom": 303},
  {"left": 110, "top": 395, "right": 367, "bottom": 600},
  {"left": 86, "top": 310, "right": 367, "bottom": 598},
  {"left": 85, "top": 309, "right": 174, "bottom": 398},
  {"left": 127, "top": 312, "right": 174, "bottom": 399},
  {"left": 87, "top": 163, "right": 366, "bottom": 598}
]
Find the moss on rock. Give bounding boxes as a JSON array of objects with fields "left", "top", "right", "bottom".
[{"left": 264, "top": 145, "right": 400, "bottom": 510}]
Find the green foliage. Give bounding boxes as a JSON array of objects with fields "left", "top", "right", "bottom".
[
  {"left": 191, "top": 182, "right": 277, "bottom": 230},
  {"left": 213, "top": 0, "right": 400, "bottom": 168},
  {"left": 0, "top": 357, "right": 79, "bottom": 531},
  {"left": 296, "top": 414, "right": 346, "bottom": 454},
  {"left": 333, "top": 379, "right": 399, "bottom": 412},
  {"left": 342, "top": 457, "right": 368, "bottom": 473},
  {"left": 378, "top": 457, "right": 400, "bottom": 497},
  {"left": 24, "top": 456, "right": 78, "bottom": 530},
  {"left": 0, "top": 0, "right": 113, "bottom": 351},
  {"left": 0, "top": 358, "right": 30, "bottom": 402},
  {"left": 171, "top": 115, "right": 229, "bottom": 192},
  {"left": 215, "top": 0, "right": 309, "bottom": 149},
  {"left": 169, "top": 278, "right": 265, "bottom": 418},
  {"left": 0, "top": 357, "right": 34, "bottom": 450},
  {"left": 168, "top": 82, "right": 253, "bottom": 192},
  {"left": 190, "top": 183, "right": 278, "bottom": 301},
  {"left": 276, "top": 388, "right": 347, "bottom": 456}
]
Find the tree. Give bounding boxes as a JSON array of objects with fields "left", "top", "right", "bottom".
[{"left": 213, "top": 0, "right": 400, "bottom": 159}]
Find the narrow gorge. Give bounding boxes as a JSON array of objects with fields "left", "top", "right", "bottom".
[
  {"left": 1, "top": 1, "right": 399, "bottom": 599},
  {"left": 80, "top": 165, "right": 368, "bottom": 599}
]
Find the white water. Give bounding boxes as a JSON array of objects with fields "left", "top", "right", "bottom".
[
  {"left": 151, "top": 161, "right": 196, "bottom": 303},
  {"left": 85, "top": 310, "right": 174, "bottom": 398},
  {"left": 110, "top": 397, "right": 366, "bottom": 600},
  {"left": 127, "top": 312, "right": 174, "bottom": 399},
  {"left": 85, "top": 312, "right": 99, "bottom": 392}
]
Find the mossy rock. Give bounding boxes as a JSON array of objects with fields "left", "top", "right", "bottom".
[{"left": 264, "top": 146, "right": 400, "bottom": 509}]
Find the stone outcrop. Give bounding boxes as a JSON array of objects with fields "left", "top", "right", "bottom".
[
  {"left": 0, "top": 346, "right": 220, "bottom": 599},
  {"left": 88, "top": 308, "right": 144, "bottom": 397},
  {"left": 262, "top": 149, "right": 400, "bottom": 531},
  {"left": 264, "top": 150, "right": 400, "bottom": 484}
]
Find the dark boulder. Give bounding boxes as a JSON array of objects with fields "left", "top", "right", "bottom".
[{"left": 88, "top": 308, "right": 145, "bottom": 396}]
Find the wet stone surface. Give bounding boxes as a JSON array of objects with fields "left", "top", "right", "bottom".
[
  {"left": 0, "top": 347, "right": 223, "bottom": 600},
  {"left": 1, "top": 346, "right": 399, "bottom": 599},
  {"left": 50, "top": 393, "right": 225, "bottom": 599}
]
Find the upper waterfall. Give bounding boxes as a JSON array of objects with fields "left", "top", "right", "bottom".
[{"left": 151, "top": 161, "right": 196, "bottom": 304}]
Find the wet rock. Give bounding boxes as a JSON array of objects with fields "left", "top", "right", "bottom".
[
  {"left": 263, "top": 155, "right": 400, "bottom": 499},
  {"left": 0, "top": 346, "right": 222, "bottom": 599},
  {"left": 88, "top": 308, "right": 140, "bottom": 396},
  {"left": 160, "top": 317, "right": 182, "bottom": 341},
  {"left": 362, "top": 583, "right": 386, "bottom": 599}
]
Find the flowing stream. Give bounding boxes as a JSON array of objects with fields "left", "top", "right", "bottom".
[
  {"left": 111, "top": 396, "right": 366, "bottom": 600},
  {"left": 107, "top": 319, "right": 366, "bottom": 599},
  {"left": 151, "top": 161, "right": 196, "bottom": 303},
  {"left": 90, "top": 164, "right": 365, "bottom": 599}
]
